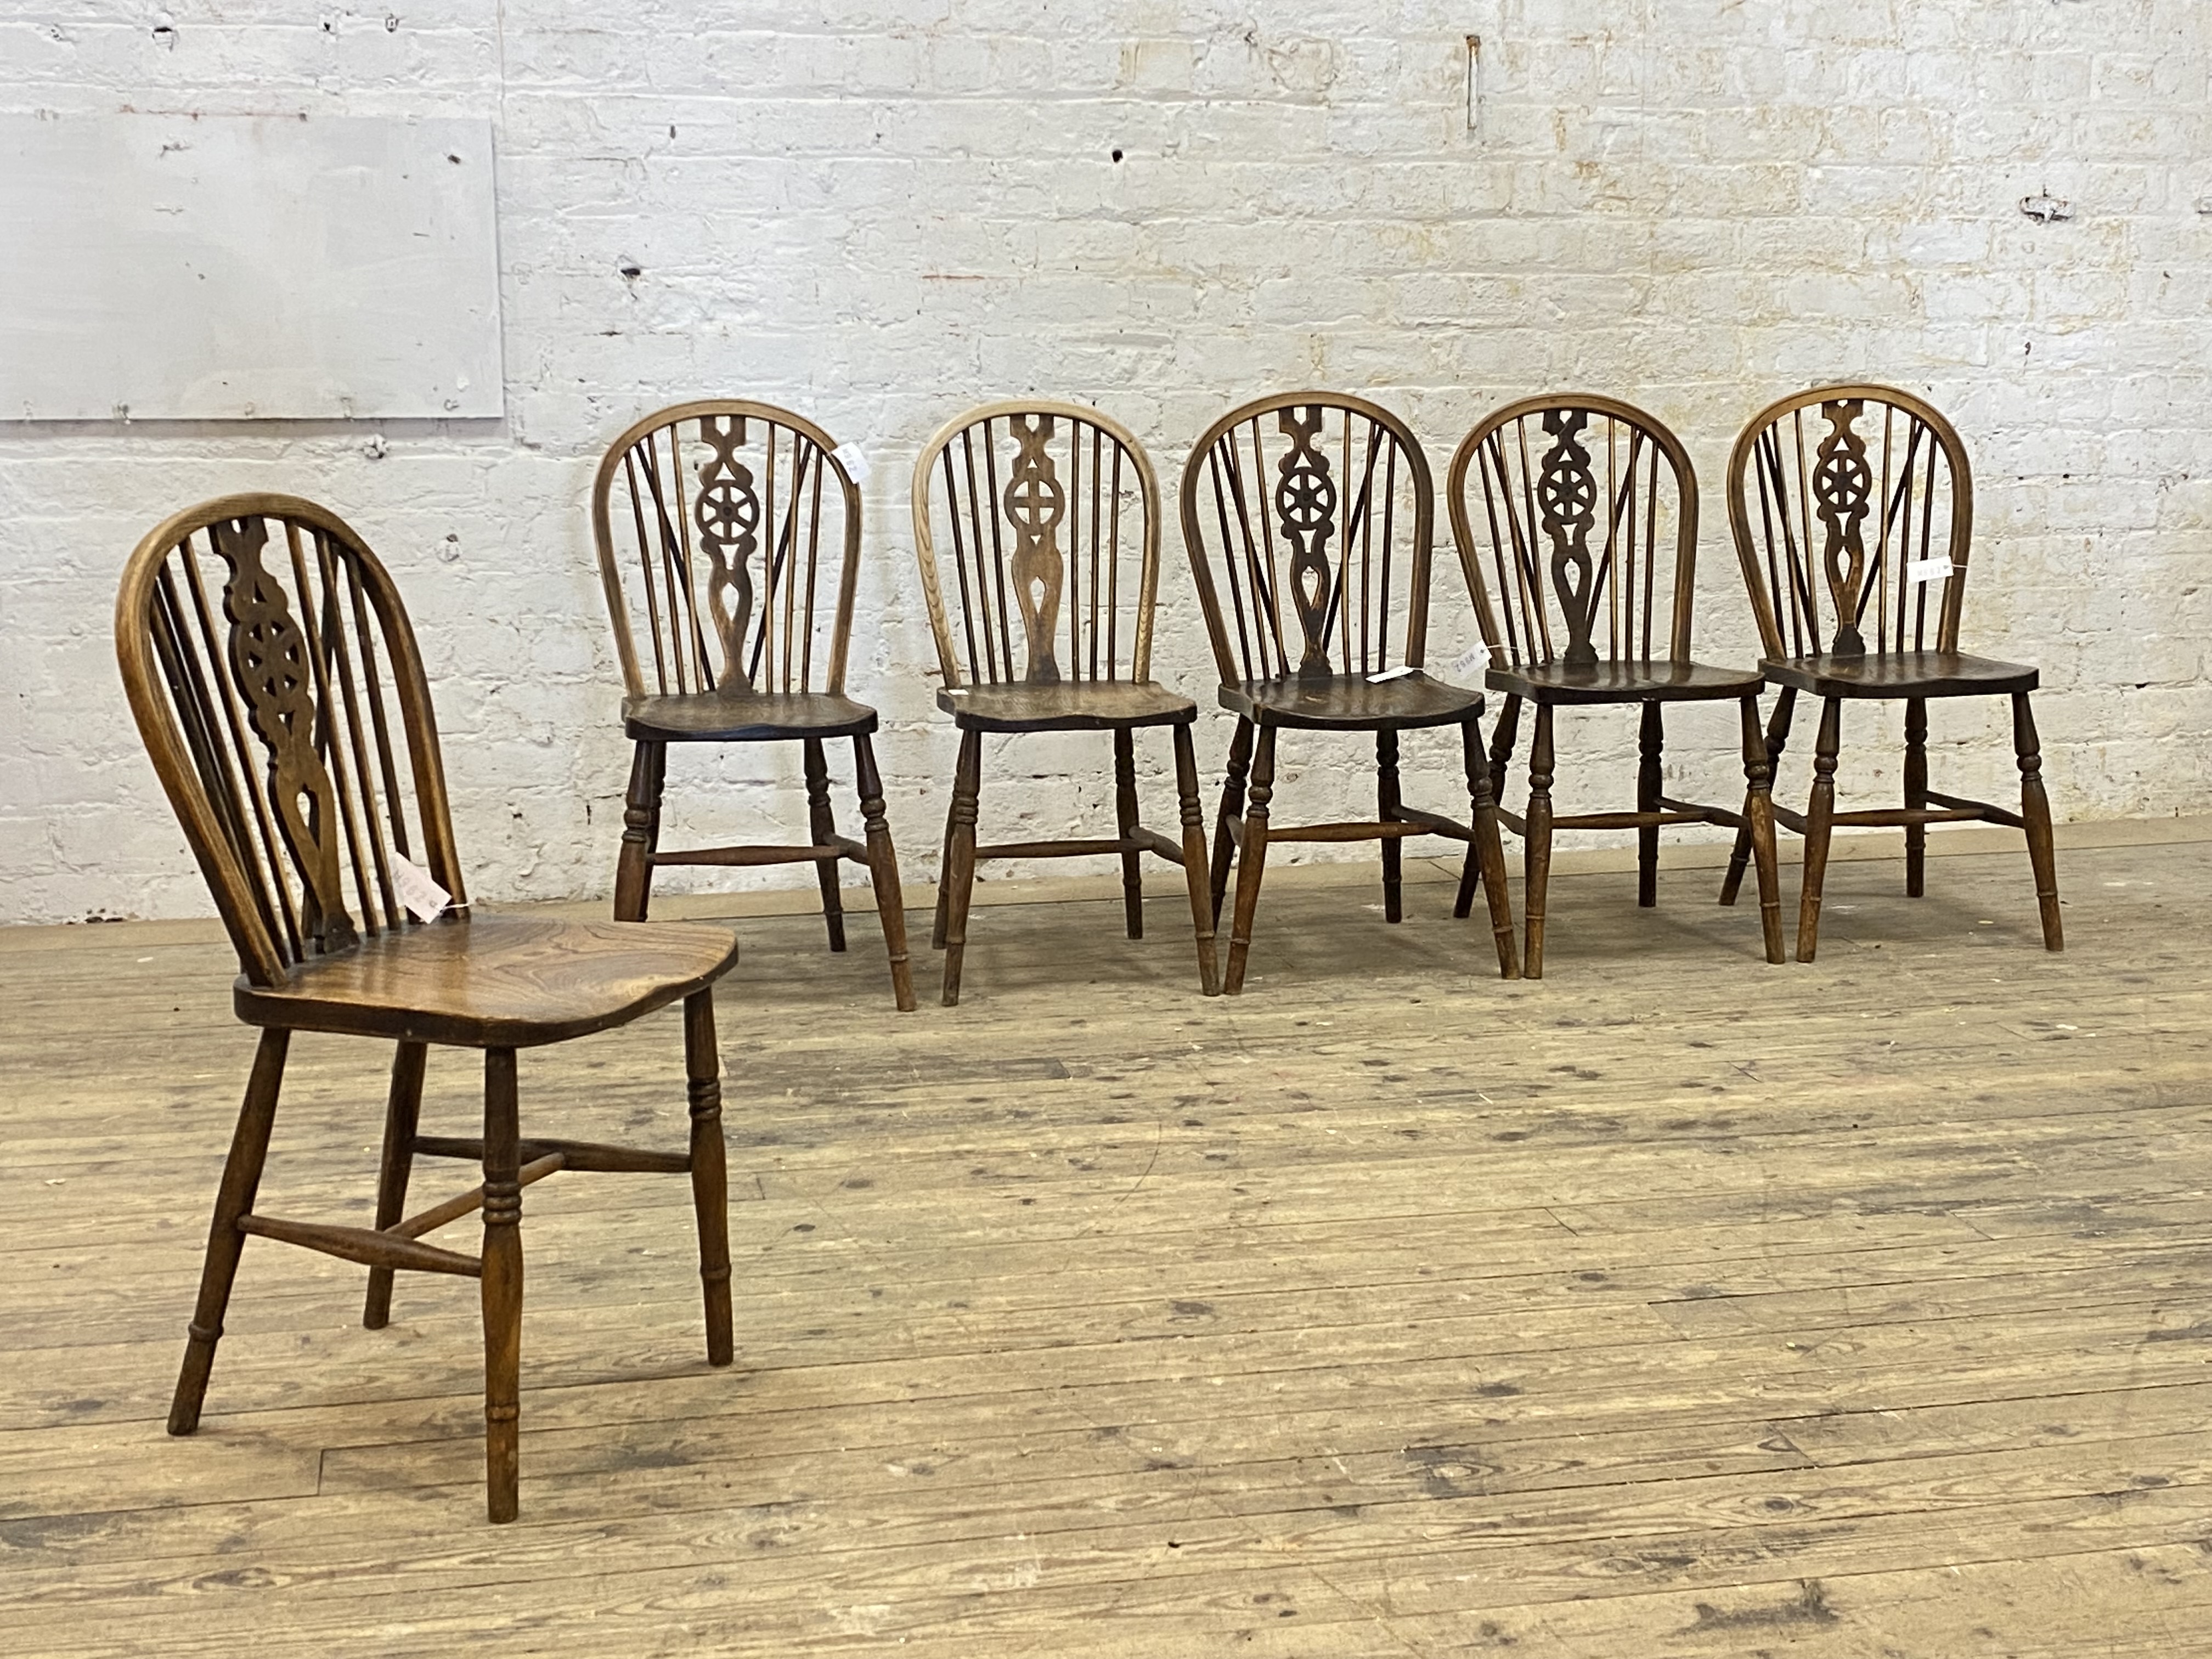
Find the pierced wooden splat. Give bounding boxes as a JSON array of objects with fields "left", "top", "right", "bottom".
[
  {"left": 1003, "top": 412, "right": 1069, "bottom": 685},
  {"left": 1811, "top": 398, "right": 1875, "bottom": 656},
  {"left": 692, "top": 412, "right": 763, "bottom": 690},
  {"left": 1273, "top": 405, "right": 1340, "bottom": 674},
  {"left": 209, "top": 515, "right": 358, "bottom": 955},
  {"left": 1534, "top": 408, "right": 1604, "bottom": 668}
]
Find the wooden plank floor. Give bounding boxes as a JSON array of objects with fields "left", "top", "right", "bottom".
[{"left": 3, "top": 837, "right": 2209, "bottom": 1656}]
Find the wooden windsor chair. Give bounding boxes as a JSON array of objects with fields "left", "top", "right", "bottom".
[
  {"left": 1178, "top": 392, "right": 1521, "bottom": 994},
  {"left": 911, "top": 400, "right": 1220, "bottom": 1005},
  {"left": 116, "top": 495, "right": 743, "bottom": 1523},
  {"left": 1446, "top": 395, "right": 1786, "bottom": 977},
  {"left": 591, "top": 400, "right": 913, "bottom": 1011},
  {"left": 1719, "top": 384, "right": 2063, "bottom": 959}
]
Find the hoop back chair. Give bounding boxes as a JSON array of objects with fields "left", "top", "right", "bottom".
[
  {"left": 1447, "top": 395, "right": 1785, "bottom": 976},
  {"left": 911, "top": 400, "right": 1219, "bottom": 1003},
  {"left": 1180, "top": 392, "right": 1520, "bottom": 993},
  {"left": 1723, "top": 384, "right": 2062, "bottom": 958},
  {"left": 117, "top": 495, "right": 743, "bottom": 1522},
  {"left": 591, "top": 400, "right": 913, "bottom": 1009}
]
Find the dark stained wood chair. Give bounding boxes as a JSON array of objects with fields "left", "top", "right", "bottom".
[
  {"left": 911, "top": 400, "right": 1219, "bottom": 1005},
  {"left": 1446, "top": 395, "right": 1786, "bottom": 977},
  {"left": 1720, "top": 383, "right": 2063, "bottom": 959},
  {"left": 115, "top": 494, "right": 744, "bottom": 1523},
  {"left": 591, "top": 400, "right": 913, "bottom": 1011},
  {"left": 1178, "top": 392, "right": 1521, "bottom": 994}
]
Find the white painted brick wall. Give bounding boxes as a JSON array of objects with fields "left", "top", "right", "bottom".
[{"left": 3, "top": 0, "right": 2208, "bottom": 923}]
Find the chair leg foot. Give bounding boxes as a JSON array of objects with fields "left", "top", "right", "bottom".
[
  {"left": 1522, "top": 705, "right": 1556, "bottom": 979},
  {"left": 1795, "top": 697, "right": 1843, "bottom": 962},
  {"left": 853, "top": 735, "right": 916, "bottom": 1010},
  {"left": 480, "top": 1048, "right": 524, "bottom": 1524},
  {"left": 1223, "top": 727, "right": 1276, "bottom": 995},
  {"left": 1722, "top": 689, "right": 1792, "bottom": 907},
  {"left": 1463, "top": 718, "right": 1521, "bottom": 979},
  {"left": 803, "top": 738, "right": 848, "bottom": 952},
  {"left": 170, "top": 1029, "right": 289, "bottom": 1437},
  {"left": 941, "top": 731, "right": 984, "bottom": 1006},
  {"left": 614, "top": 741, "right": 665, "bottom": 922},
  {"left": 685, "top": 992, "right": 735, "bottom": 1365},
  {"left": 1172, "top": 723, "right": 1221, "bottom": 995},
  {"left": 363, "top": 1040, "right": 426, "bottom": 1329},
  {"left": 1736, "top": 695, "right": 1786, "bottom": 964},
  {"left": 1459, "top": 696, "right": 1519, "bottom": 920},
  {"left": 1210, "top": 719, "right": 1254, "bottom": 926},
  {"left": 2013, "top": 692, "right": 2064, "bottom": 950}
]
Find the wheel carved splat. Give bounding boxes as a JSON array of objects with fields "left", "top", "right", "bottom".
[
  {"left": 1274, "top": 407, "right": 1339, "bottom": 674},
  {"left": 1813, "top": 398, "right": 1874, "bottom": 655},
  {"left": 693, "top": 414, "right": 761, "bottom": 690},
  {"left": 1003, "top": 414, "right": 1067, "bottom": 684},
  {"left": 210, "top": 517, "right": 358, "bottom": 953},
  {"left": 1536, "top": 408, "right": 1601, "bottom": 668}
]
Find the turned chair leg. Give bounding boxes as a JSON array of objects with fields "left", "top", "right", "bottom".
[
  {"left": 1462, "top": 718, "right": 1522, "bottom": 979},
  {"left": 1210, "top": 718, "right": 1255, "bottom": 924},
  {"left": 940, "top": 731, "right": 984, "bottom": 1007},
  {"left": 684, "top": 991, "right": 735, "bottom": 1365},
  {"left": 1637, "top": 702, "right": 1663, "bottom": 908},
  {"left": 363, "top": 1040, "right": 427, "bottom": 1329},
  {"left": 803, "top": 738, "right": 848, "bottom": 952},
  {"left": 2013, "top": 691, "right": 2064, "bottom": 950},
  {"left": 613, "top": 740, "right": 667, "bottom": 922},
  {"left": 853, "top": 734, "right": 916, "bottom": 1011},
  {"left": 931, "top": 787, "right": 958, "bottom": 952},
  {"left": 1377, "top": 729, "right": 1404, "bottom": 923},
  {"left": 1114, "top": 729, "right": 1144, "bottom": 940},
  {"left": 1222, "top": 725, "right": 1277, "bottom": 995},
  {"left": 170, "top": 1028, "right": 290, "bottom": 1437},
  {"left": 480, "top": 1048, "right": 524, "bottom": 1524},
  {"left": 1736, "top": 695, "right": 1786, "bottom": 964},
  {"left": 1171, "top": 723, "right": 1222, "bottom": 995},
  {"left": 1458, "top": 695, "right": 1521, "bottom": 920},
  {"left": 1904, "top": 697, "right": 1929, "bottom": 898},
  {"left": 1722, "top": 688, "right": 1793, "bottom": 907},
  {"left": 1795, "top": 696, "right": 1844, "bottom": 962},
  {"left": 1522, "top": 704, "right": 1557, "bottom": 979}
]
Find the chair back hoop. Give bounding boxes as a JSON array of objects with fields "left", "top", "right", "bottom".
[
  {"left": 1725, "top": 383, "right": 1973, "bottom": 662},
  {"left": 1177, "top": 391, "right": 1436, "bottom": 686},
  {"left": 590, "top": 399, "right": 865, "bottom": 699},
  {"left": 1447, "top": 394, "right": 1700, "bottom": 672},
  {"left": 114, "top": 494, "right": 464, "bottom": 988},
  {"left": 909, "top": 399, "right": 1163, "bottom": 689}
]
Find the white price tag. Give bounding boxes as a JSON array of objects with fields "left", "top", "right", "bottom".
[
  {"left": 390, "top": 853, "right": 452, "bottom": 923},
  {"left": 1366, "top": 664, "right": 1418, "bottom": 684},
  {"left": 1449, "top": 643, "right": 1488, "bottom": 679},
  {"left": 1906, "top": 557, "right": 1956, "bottom": 585},
  {"left": 837, "top": 443, "right": 872, "bottom": 486}
]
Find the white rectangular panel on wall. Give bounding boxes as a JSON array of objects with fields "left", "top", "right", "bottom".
[{"left": 0, "top": 114, "right": 502, "bottom": 421}]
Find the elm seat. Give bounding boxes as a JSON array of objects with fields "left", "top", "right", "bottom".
[
  {"left": 1757, "top": 650, "right": 2039, "bottom": 701},
  {"left": 623, "top": 689, "right": 879, "bottom": 743},
  {"left": 939, "top": 679, "right": 1198, "bottom": 732},
  {"left": 234, "top": 914, "right": 742, "bottom": 1048},
  {"left": 1488, "top": 659, "right": 1766, "bottom": 706},
  {"left": 1221, "top": 671, "right": 1487, "bottom": 731}
]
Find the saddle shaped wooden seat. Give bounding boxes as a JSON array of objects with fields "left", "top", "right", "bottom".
[
  {"left": 1447, "top": 394, "right": 1786, "bottom": 976},
  {"left": 1180, "top": 392, "right": 1521, "bottom": 994},
  {"left": 592, "top": 400, "right": 913, "bottom": 1009},
  {"left": 912, "top": 400, "right": 1220, "bottom": 1004},
  {"left": 116, "top": 494, "right": 743, "bottom": 1523},
  {"left": 1720, "top": 384, "right": 2062, "bottom": 960}
]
